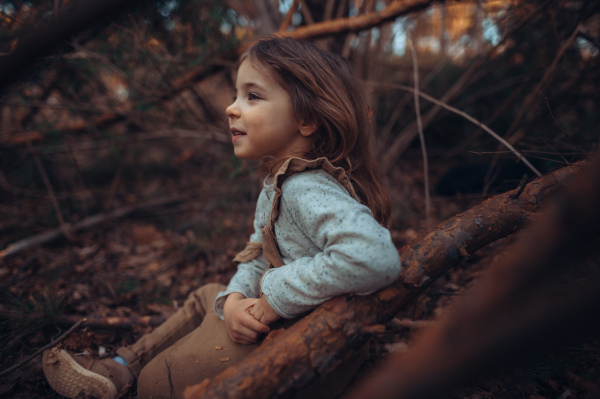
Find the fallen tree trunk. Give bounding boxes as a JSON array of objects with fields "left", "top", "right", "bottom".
[
  {"left": 348, "top": 152, "right": 600, "bottom": 399},
  {"left": 183, "top": 162, "right": 584, "bottom": 399}
]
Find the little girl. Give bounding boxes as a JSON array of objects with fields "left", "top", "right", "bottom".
[{"left": 43, "top": 36, "right": 401, "bottom": 399}]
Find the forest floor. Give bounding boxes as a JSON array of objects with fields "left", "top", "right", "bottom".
[{"left": 1, "top": 153, "right": 599, "bottom": 399}]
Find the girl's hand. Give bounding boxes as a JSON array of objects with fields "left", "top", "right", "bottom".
[
  {"left": 223, "top": 293, "right": 270, "bottom": 345},
  {"left": 248, "top": 295, "right": 281, "bottom": 325}
]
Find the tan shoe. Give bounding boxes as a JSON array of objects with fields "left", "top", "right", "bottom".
[{"left": 42, "top": 347, "right": 134, "bottom": 399}]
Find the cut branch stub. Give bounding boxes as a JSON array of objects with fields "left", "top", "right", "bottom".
[{"left": 184, "top": 161, "right": 582, "bottom": 399}]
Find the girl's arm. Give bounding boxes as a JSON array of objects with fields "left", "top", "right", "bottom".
[
  {"left": 214, "top": 188, "right": 270, "bottom": 318},
  {"left": 260, "top": 171, "right": 401, "bottom": 319}
]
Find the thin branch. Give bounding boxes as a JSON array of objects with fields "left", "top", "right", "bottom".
[
  {"left": 544, "top": 97, "right": 577, "bottom": 148},
  {"left": 504, "top": 23, "right": 582, "bottom": 140},
  {"left": 298, "top": 0, "right": 315, "bottom": 25},
  {"left": 0, "top": 194, "right": 188, "bottom": 260},
  {"left": 324, "top": 0, "right": 336, "bottom": 21},
  {"left": 0, "top": 318, "right": 86, "bottom": 378},
  {"left": 373, "top": 57, "right": 449, "bottom": 153},
  {"left": 408, "top": 37, "right": 430, "bottom": 229},
  {"left": 374, "top": 82, "right": 542, "bottom": 177},
  {"left": 279, "top": 0, "right": 300, "bottom": 32},
  {"left": 379, "top": 55, "right": 480, "bottom": 170},
  {"left": 26, "top": 139, "right": 74, "bottom": 241},
  {"left": 508, "top": 174, "right": 528, "bottom": 200}
]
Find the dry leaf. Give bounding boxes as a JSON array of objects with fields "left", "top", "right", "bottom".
[
  {"left": 219, "top": 357, "right": 230, "bottom": 362},
  {"left": 215, "top": 346, "right": 222, "bottom": 350}
]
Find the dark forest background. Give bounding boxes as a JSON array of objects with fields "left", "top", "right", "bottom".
[{"left": 1, "top": 0, "right": 599, "bottom": 398}]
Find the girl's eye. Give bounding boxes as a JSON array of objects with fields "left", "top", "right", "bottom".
[{"left": 248, "top": 93, "right": 260, "bottom": 100}]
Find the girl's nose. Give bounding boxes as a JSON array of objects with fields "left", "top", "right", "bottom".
[{"left": 226, "top": 100, "right": 239, "bottom": 118}]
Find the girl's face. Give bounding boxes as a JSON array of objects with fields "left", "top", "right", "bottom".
[{"left": 226, "top": 60, "right": 314, "bottom": 170}]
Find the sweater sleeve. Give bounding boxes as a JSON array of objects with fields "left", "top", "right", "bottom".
[
  {"left": 214, "top": 196, "right": 269, "bottom": 318},
  {"left": 260, "top": 171, "right": 401, "bottom": 319}
]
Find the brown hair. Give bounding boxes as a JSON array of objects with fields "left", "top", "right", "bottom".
[{"left": 239, "top": 36, "right": 391, "bottom": 227}]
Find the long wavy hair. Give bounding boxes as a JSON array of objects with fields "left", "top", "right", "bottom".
[{"left": 239, "top": 36, "right": 391, "bottom": 227}]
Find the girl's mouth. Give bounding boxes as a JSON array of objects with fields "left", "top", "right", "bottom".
[{"left": 231, "top": 128, "right": 246, "bottom": 141}]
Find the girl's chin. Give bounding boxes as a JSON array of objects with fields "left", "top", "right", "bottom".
[{"left": 232, "top": 150, "right": 256, "bottom": 161}]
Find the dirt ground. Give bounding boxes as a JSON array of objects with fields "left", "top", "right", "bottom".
[{"left": 1, "top": 156, "right": 599, "bottom": 399}]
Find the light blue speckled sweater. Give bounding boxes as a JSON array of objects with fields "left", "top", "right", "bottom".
[{"left": 214, "top": 161, "right": 401, "bottom": 319}]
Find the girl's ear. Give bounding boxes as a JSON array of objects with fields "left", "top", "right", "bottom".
[{"left": 299, "top": 120, "right": 318, "bottom": 137}]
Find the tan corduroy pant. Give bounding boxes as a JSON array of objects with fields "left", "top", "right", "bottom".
[{"left": 116, "top": 283, "right": 366, "bottom": 399}]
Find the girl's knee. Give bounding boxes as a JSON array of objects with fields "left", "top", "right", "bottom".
[{"left": 137, "top": 356, "right": 173, "bottom": 399}]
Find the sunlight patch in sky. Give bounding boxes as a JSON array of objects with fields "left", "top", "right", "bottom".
[{"left": 482, "top": 17, "right": 501, "bottom": 45}]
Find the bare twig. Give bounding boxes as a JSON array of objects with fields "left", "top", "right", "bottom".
[
  {"left": 374, "top": 57, "right": 449, "bottom": 155},
  {"left": 298, "top": 0, "right": 315, "bottom": 25},
  {"left": 544, "top": 97, "right": 578, "bottom": 148},
  {"left": 504, "top": 23, "right": 582, "bottom": 141},
  {"left": 324, "top": 0, "right": 336, "bottom": 21},
  {"left": 508, "top": 174, "right": 528, "bottom": 200},
  {"left": 379, "top": 56, "right": 479, "bottom": 170},
  {"left": 0, "top": 195, "right": 188, "bottom": 260},
  {"left": 279, "top": 0, "right": 300, "bottom": 32},
  {"left": 374, "top": 82, "right": 542, "bottom": 177},
  {"left": 0, "top": 318, "right": 86, "bottom": 378},
  {"left": 408, "top": 37, "right": 431, "bottom": 229},
  {"left": 25, "top": 139, "right": 74, "bottom": 241},
  {"left": 541, "top": 139, "right": 570, "bottom": 166}
]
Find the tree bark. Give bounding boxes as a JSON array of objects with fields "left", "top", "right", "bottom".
[
  {"left": 183, "top": 161, "right": 584, "bottom": 399},
  {"left": 348, "top": 152, "right": 600, "bottom": 399}
]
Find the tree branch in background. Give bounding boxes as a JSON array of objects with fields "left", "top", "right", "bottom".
[
  {"left": 0, "top": 194, "right": 187, "bottom": 260},
  {"left": 348, "top": 150, "right": 600, "bottom": 399},
  {"left": 278, "top": 0, "right": 300, "bottom": 32},
  {"left": 408, "top": 37, "right": 431, "bottom": 229},
  {"left": 183, "top": 160, "right": 583, "bottom": 399},
  {"left": 379, "top": 82, "right": 542, "bottom": 177},
  {"left": 280, "top": 0, "right": 438, "bottom": 40},
  {"left": 0, "top": 0, "right": 147, "bottom": 94},
  {"left": 378, "top": 0, "right": 558, "bottom": 170},
  {"left": 504, "top": 22, "right": 582, "bottom": 142}
]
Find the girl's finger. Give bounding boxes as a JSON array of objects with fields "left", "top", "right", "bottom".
[
  {"left": 237, "top": 320, "right": 262, "bottom": 337},
  {"left": 242, "top": 313, "right": 270, "bottom": 333}
]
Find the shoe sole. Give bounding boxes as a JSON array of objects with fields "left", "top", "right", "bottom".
[{"left": 43, "top": 348, "right": 118, "bottom": 399}]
